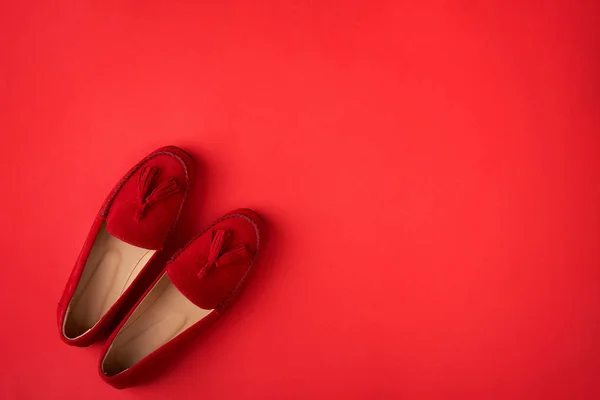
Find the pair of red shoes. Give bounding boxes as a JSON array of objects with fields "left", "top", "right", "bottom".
[{"left": 57, "top": 146, "right": 265, "bottom": 389}]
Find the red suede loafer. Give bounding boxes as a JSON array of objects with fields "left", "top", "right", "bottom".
[
  {"left": 98, "top": 209, "right": 265, "bottom": 388},
  {"left": 57, "top": 146, "right": 194, "bottom": 347}
]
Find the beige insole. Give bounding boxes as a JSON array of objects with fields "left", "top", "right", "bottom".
[
  {"left": 101, "top": 274, "right": 211, "bottom": 375},
  {"left": 63, "top": 224, "right": 155, "bottom": 339}
]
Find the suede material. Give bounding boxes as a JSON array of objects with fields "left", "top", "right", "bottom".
[
  {"left": 106, "top": 154, "right": 187, "bottom": 250},
  {"left": 99, "top": 209, "right": 265, "bottom": 388},
  {"left": 57, "top": 146, "right": 194, "bottom": 347},
  {"left": 166, "top": 212, "right": 260, "bottom": 309}
]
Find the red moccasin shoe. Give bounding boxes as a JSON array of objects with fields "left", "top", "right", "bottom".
[
  {"left": 57, "top": 146, "right": 194, "bottom": 347},
  {"left": 98, "top": 209, "right": 265, "bottom": 388}
]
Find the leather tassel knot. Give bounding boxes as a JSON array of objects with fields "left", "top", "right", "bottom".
[
  {"left": 197, "top": 229, "right": 249, "bottom": 279},
  {"left": 135, "top": 166, "right": 180, "bottom": 221}
]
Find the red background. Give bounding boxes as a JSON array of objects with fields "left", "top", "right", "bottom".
[{"left": 1, "top": 1, "right": 599, "bottom": 399}]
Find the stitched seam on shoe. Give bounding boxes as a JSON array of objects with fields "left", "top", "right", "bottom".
[
  {"left": 165, "top": 213, "right": 261, "bottom": 311},
  {"left": 100, "top": 150, "right": 191, "bottom": 244}
]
